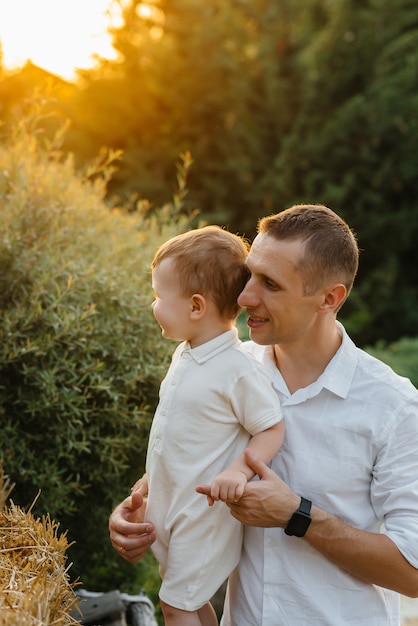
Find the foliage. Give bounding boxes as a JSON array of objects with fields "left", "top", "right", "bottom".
[
  {"left": 365, "top": 338, "right": 418, "bottom": 388},
  {"left": 0, "top": 110, "right": 191, "bottom": 595},
  {"left": 265, "top": 0, "right": 418, "bottom": 344},
  {"left": 63, "top": 0, "right": 298, "bottom": 231},
  {"left": 56, "top": 0, "right": 418, "bottom": 346},
  {"left": 1, "top": 2, "right": 418, "bottom": 347}
]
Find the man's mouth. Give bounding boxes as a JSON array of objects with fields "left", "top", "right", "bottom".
[{"left": 247, "top": 315, "right": 268, "bottom": 328}]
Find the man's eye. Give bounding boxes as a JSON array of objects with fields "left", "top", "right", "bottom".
[{"left": 265, "top": 278, "right": 278, "bottom": 290}]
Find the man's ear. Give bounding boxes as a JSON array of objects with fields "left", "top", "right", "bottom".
[
  {"left": 190, "top": 294, "right": 207, "bottom": 319},
  {"left": 319, "top": 283, "right": 347, "bottom": 314}
]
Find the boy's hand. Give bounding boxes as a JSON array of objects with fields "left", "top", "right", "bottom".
[{"left": 204, "top": 469, "right": 248, "bottom": 506}]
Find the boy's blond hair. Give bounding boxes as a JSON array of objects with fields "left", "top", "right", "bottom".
[{"left": 151, "top": 225, "right": 249, "bottom": 320}]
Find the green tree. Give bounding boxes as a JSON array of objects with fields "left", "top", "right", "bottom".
[
  {"left": 64, "top": 0, "right": 300, "bottom": 233},
  {"left": 266, "top": 0, "right": 418, "bottom": 343}
]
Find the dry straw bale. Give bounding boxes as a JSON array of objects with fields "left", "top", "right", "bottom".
[{"left": 0, "top": 467, "right": 80, "bottom": 625}]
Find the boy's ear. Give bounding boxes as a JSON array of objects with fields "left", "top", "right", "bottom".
[{"left": 190, "top": 294, "right": 206, "bottom": 319}]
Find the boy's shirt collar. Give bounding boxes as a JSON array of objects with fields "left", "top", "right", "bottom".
[{"left": 181, "top": 328, "right": 240, "bottom": 364}]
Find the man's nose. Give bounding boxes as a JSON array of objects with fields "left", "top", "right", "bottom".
[{"left": 237, "top": 279, "right": 258, "bottom": 307}]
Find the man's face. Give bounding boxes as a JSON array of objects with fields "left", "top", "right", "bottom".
[{"left": 237, "top": 233, "right": 325, "bottom": 346}]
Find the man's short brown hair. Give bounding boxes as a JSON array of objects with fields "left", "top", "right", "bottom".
[{"left": 258, "top": 204, "right": 359, "bottom": 304}]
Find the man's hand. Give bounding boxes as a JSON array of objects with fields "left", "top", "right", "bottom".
[
  {"left": 109, "top": 490, "right": 156, "bottom": 563},
  {"left": 131, "top": 473, "right": 149, "bottom": 494},
  {"left": 197, "top": 448, "right": 299, "bottom": 527}
]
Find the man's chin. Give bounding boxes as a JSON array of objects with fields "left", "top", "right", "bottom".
[{"left": 248, "top": 328, "right": 271, "bottom": 345}]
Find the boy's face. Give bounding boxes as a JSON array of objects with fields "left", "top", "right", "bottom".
[{"left": 152, "top": 257, "right": 192, "bottom": 342}]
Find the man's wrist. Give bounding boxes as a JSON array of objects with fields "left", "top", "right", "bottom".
[{"left": 284, "top": 496, "right": 312, "bottom": 537}]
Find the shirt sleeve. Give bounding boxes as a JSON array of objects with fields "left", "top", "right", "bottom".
[
  {"left": 371, "top": 396, "right": 418, "bottom": 568},
  {"left": 229, "top": 357, "right": 283, "bottom": 436}
]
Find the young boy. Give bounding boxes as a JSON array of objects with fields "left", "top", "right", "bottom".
[{"left": 138, "top": 225, "right": 284, "bottom": 626}]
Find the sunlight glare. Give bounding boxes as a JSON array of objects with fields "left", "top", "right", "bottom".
[
  {"left": 0, "top": 0, "right": 124, "bottom": 81},
  {"left": 137, "top": 4, "right": 153, "bottom": 19}
]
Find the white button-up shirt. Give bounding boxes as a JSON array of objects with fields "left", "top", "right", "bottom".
[{"left": 221, "top": 323, "right": 418, "bottom": 625}]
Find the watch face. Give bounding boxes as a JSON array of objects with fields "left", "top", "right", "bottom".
[
  {"left": 284, "top": 500, "right": 312, "bottom": 537},
  {"left": 292, "top": 514, "right": 311, "bottom": 537}
]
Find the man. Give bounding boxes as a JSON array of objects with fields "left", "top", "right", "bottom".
[{"left": 109, "top": 204, "right": 418, "bottom": 625}]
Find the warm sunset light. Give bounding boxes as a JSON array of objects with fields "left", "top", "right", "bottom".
[{"left": 0, "top": 0, "right": 124, "bottom": 81}]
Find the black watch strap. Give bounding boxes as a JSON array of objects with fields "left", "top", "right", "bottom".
[{"left": 284, "top": 496, "right": 312, "bottom": 537}]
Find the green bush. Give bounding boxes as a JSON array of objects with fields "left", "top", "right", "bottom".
[{"left": 0, "top": 113, "right": 191, "bottom": 599}]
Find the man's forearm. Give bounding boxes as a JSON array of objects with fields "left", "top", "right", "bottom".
[
  {"left": 305, "top": 505, "right": 418, "bottom": 597},
  {"left": 227, "top": 451, "right": 418, "bottom": 598}
]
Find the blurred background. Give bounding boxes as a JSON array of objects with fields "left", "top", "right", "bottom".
[{"left": 1, "top": 1, "right": 417, "bottom": 622}]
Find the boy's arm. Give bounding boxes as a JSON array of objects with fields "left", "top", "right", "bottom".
[{"left": 207, "top": 421, "right": 284, "bottom": 505}]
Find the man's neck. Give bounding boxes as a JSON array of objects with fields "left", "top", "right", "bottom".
[{"left": 273, "top": 323, "right": 343, "bottom": 394}]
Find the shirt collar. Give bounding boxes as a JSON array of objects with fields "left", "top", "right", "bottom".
[
  {"left": 182, "top": 327, "right": 241, "bottom": 364},
  {"left": 260, "top": 322, "right": 358, "bottom": 403},
  {"left": 315, "top": 322, "right": 358, "bottom": 399}
]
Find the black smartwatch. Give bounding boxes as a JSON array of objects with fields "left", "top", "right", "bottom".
[{"left": 284, "top": 496, "right": 312, "bottom": 537}]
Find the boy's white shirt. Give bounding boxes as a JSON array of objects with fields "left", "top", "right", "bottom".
[{"left": 145, "top": 327, "right": 283, "bottom": 611}]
